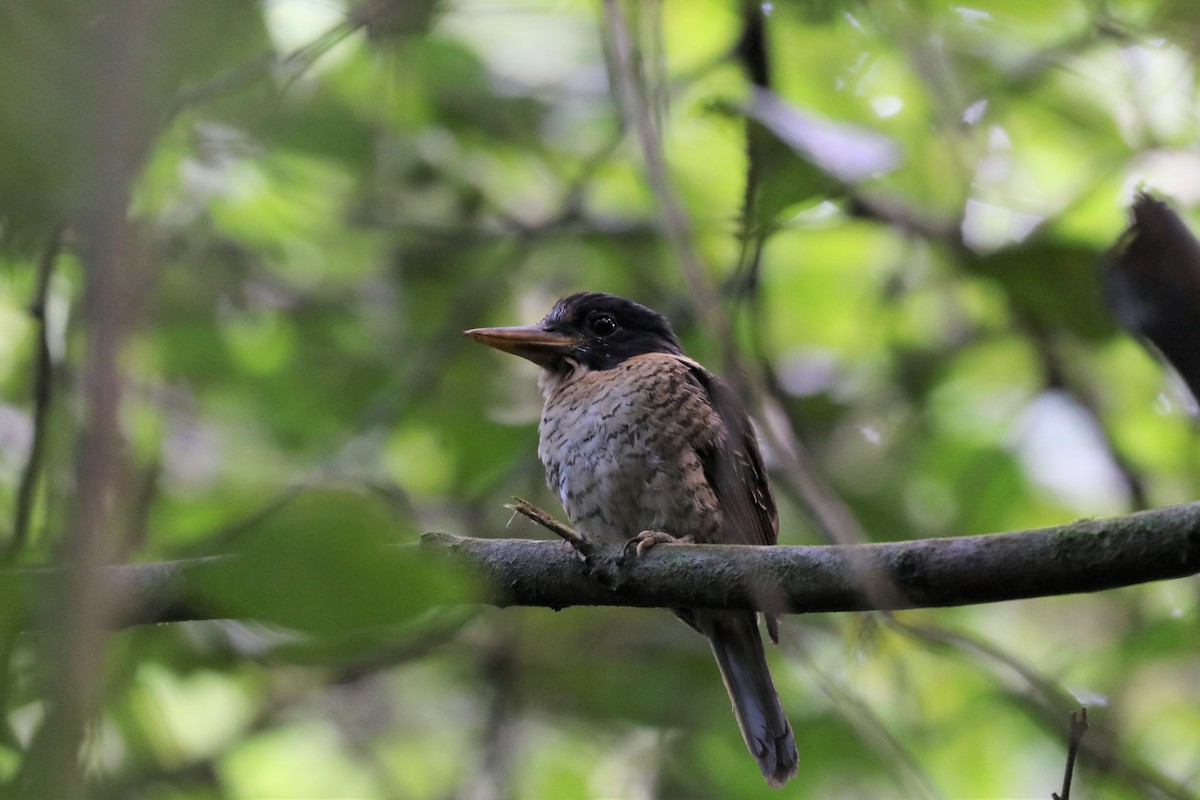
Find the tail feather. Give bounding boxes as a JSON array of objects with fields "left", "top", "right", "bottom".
[{"left": 698, "top": 610, "right": 798, "bottom": 788}]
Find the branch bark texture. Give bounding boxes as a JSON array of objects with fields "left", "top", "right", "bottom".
[
  {"left": 422, "top": 501, "right": 1200, "bottom": 613},
  {"left": 42, "top": 501, "right": 1200, "bottom": 628}
]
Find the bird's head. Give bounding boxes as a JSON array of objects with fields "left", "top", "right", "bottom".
[{"left": 465, "top": 292, "right": 682, "bottom": 373}]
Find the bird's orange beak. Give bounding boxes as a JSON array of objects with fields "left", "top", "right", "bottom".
[{"left": 464, "top": 325, "right": 579, "bottom": 368}]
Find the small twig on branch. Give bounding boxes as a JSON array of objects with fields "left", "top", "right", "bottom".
[
  {"left": 1052, "top": 708, "right": 1089, "bottom": 800},
  {"left": 505, "top": 498, "right": 589, "bottom": 554},
  {"left": 505, "top": 498, "right": 630, "bottom": 586}
]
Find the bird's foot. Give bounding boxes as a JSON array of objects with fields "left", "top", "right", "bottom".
[
  {"left": 621, "top": 530, "right": 692, "bottom": 562},
  {"left": 578, "top": 532, "right": 693, "bottom": 591}
]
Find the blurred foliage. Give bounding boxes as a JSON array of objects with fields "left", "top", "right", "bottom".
[{"left": 0, "top": 0, "right": 1198, "bottom": 797}]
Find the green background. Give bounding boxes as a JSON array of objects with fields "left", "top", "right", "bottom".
[{"left": 0, "top": 0, "right": 1197, "bottom": 797}]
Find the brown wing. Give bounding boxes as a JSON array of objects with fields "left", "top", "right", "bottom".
[{"left": 681, "top": 360, "right": 779, "bottom": 548}]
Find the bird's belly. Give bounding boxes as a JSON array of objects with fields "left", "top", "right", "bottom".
[{"left": 537, "top": 366, "right": 720, "bottom": 543}]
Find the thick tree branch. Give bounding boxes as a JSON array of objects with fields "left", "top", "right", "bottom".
[
  {"left": 423, "top": 501, "right": 1200, "bottom": 612},
  {"left": 6, "top": 501, "right": 1194, "bottom": 629}
]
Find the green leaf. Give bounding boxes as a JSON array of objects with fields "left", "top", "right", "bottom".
[{"left": 196, "top": 488, "right": 474, "bottom": 633}]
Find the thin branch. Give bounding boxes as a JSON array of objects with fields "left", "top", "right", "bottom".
[
  {"left": 461, "top": 622, "right": 521, "bottom": 800},
  {"left": 168, "top": 14, "right": 363, "bottom": 115},
  {"left": 1018, "top": 311, "right": 1149, "bottom": 511},
  {"left": 891, "top": 618, "right": 1190, "bottom": 799},
  {"left": 1, "top": 500, "right": 1193, "bottom": 629},
  {"left": 600, "top": 0, "right": 729, "bottom": 344},
  {"left": 1052, "top": 708, "right": 1089, "bottom": 800},
  {"left": 887, "top": 615, "right": 1072, "bottom": 714},
  {"left": 603, "top": 0, "right": 878, "bottom": 552},
  {"left": 7, "top": 227, "right": 62, "bottom": 560},
  {"left": 728, "top": 0, "right": 772, "bottom": 304},
  {"left": 20, "top": 1, "right": 149, "bottom": 793},
  {"left": 788, "top": 634, "right": 941, "bottom": 800},
  {"left": 728, "top": 92, "right": 890, "bottom": 548}
]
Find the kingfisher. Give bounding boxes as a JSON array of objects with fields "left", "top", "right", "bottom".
[{"left": 466, "top": 292, "right": 798, "bottom": 787}]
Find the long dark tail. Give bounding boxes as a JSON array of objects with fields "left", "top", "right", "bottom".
[{"left": 698, "top": 610, "right": 798, "bottom": 788}]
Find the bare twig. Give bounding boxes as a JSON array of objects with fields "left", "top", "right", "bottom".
[
  {"left": 506, "top": 497, "right": 591, "bottom": 555},
  {"left": 505, "top": 498, "right": 631, "bottom": 586},
  {"left": 1052, "top": 708, "right": 1089, "bottom": 800}
]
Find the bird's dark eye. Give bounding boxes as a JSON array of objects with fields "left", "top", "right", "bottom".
[{"left": 588, "top": 313, "right": 618, "bottom": 337}]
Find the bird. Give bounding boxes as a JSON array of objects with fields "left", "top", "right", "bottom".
[{"left": 465, "top": 291, "right": 798, "bottom": 787}]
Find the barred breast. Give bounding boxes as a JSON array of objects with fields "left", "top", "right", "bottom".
[{"left": 537, "top": 353, "right": 726, "bottom": 545}]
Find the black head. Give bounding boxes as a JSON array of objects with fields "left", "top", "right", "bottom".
[
  {"left": 540, "top": 292, "right": 682, "bottom": 369},
  {"left": 465, "top": 292, "right": 682, "bottom": 371}
]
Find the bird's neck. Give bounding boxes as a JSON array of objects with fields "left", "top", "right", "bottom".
[{"left": 537, "top": 359, "right": 590, "bottom": 398}]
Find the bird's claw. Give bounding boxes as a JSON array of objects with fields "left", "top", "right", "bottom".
[
  {"left": 577, "top": 531, "right": 691, "bottom": 590},
  {"left": 620, "top": 530, "right": 690, "bottom": 563}
]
